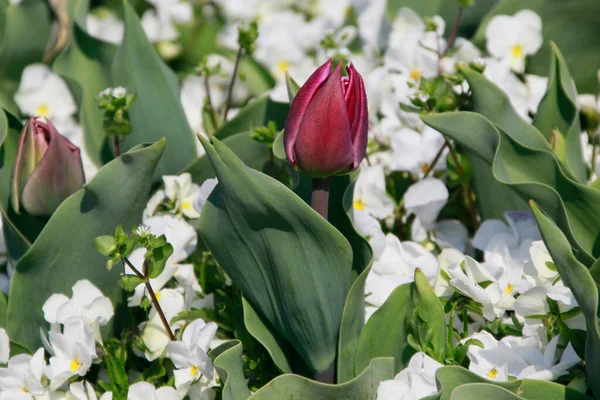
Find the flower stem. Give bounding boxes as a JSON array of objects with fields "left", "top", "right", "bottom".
[
  {"left": 222, "top": 47, "right": 243, "bottom": 122},
  {"left": 204, "top": 74, "right": 219, "bottom": 130},
  {"left": 113, "top": 135, "right": 121, "bottom": 158},
  {"left": 121, "top": 256, "right": 175, "bottom": 341},
  {"left": 311, "top": 177, "right": 332, "bottom": 220}
]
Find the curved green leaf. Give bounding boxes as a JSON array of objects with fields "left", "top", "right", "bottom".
[
  {"left": 249, "top": 357, "right": 394, "bottom": 400},
  {"left": 422, "top": 111, "right": 600, "bottom": 266},
  {"left": 356, "top": 269, "right": 446, "bottom": 374},
  {"left": 209, "top": 340, "right": 252, "bottom": 400},
  {"left": 530, "top": 202, "right": 600, "bottom": 398},
  {"left": 197, "top": 135, "right": 353, "bottom": 376},
  {"left": 0, "top": 0, "right": 50, "bottom": 82},
  {"left": 6, "top": 139, "right": 166, "bottom": 351},
  {"left": 430, "top": 365, "right": 593, "bottom": 400},
  {"left": 112, "top": 1, "right": 196, "bottom": 177},
  {"left": 242, "top": 297, "right": 292, "bottom": 374},
  {"left": 472, "top": 0, "right": 600, "bottom": 92},
  {"left": 53, "top": 0, "right": 116, "bottom": 168},
  {"left": 450, "top": 384, "right": 524, "bottom": 400},
  {"left": 533, "top": 43, "right": 586, "bottom": 183}
]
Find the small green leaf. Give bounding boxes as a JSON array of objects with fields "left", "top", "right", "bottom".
[
  {"left": 94, "top": 236, "right": 116, "bottom": 257},
  {"left": 118, "top": 275, "right": 145, "bottom": 292},
  {"left": 146, "top": 242, "right": 173, "bottom": 279}
]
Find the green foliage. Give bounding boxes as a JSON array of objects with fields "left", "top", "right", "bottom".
[
  {"left": 356, "top": 269, "right": 446, "bottom": 374},
  {"left": 237, "top": 22, "right": 259, "bottom": 56},
  {"left": 6, "top": 139, "right": 165, "bottom": 351},
  {"left": 197, "top": 134, "right": 353, "bottom": 377}
]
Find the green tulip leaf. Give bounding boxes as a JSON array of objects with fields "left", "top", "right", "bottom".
[
  {"left": 530, "top": 202, "right": 600, "bottom": 398},
  {"left": 209, "top": 340, "right": 252, "bottom": 400},
  {"left": 422, "top": 111, "right": 600, "bottom": 266},
  {"left": 449, "top": 384, "right": 525, "bottom": 400},
  {"left": 428, "top": 365, "right": 593, "bottom": 400},
  {"left": 356, "top": 269, "right": 446, "bottom": 374},
  {"left": 472, "top": 0, "right": 600, "bottom": 92},
  {"left": 53, "top": 0, "right": 116, "bottom": 168},
  {"left": 112, "top": 1, "right": 196, "bottom": 177},
  {"left": 197, "top": 134, "right": 353, "bottom": 377},
  {"left": 533, "top": 42, "right": 586, "bottom": 183},
  {"left": 6, "top": 139, "right": 165, "bottom": 351},
  {"left": 249, "top": 357, "right": 394, "bottom": 400}
]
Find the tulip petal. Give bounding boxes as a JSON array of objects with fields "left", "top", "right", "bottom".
[
  {"left": 11, "top": 118, "right": 38, "bottom": 213},
  {"left": 21, "top": 119, "right": 85, "bottom": 216},
  {"left": 346, "top": 64, "right": 369, "bottom": 169},
  {"left": 294, "top": 62, "right": 354, "bottom": 177},
  {"left": 284, "top": 59, "right": 333, "bottom": 166}
]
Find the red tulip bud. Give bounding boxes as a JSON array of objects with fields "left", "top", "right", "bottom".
[
  {"left": 284, "top": 59, "right": 368, "bottom": 178},
  {"left": 11, "top": 117, "right": 85, "bottom": 216}
]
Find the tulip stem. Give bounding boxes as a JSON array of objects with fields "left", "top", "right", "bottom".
[
  {"left": 311, "top": 177, "right": 332, "bottom": 220},
  {"left": 113, "top": 136, "right": 121, "bottom": 157},
  {"left": 121, "top": 256, "right": 175, "bottom": 341},
  {"left": 223, "top": 47, "right": 243, "bottom": 122}
]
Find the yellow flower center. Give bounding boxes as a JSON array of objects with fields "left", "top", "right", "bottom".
[
  {"left": 488, "top": 367, "right": 498, "bottom": 379},
  {"left": 511, "top": 44, "right": 523, "bottom": 59},
  {"left": 353, "top": 199, "right": 366, "bottom": 211},
  {"left": 181, "top": 201, "right": 192, "bottom": 210},
  {"left": 409, "top": 68, "right": 422, "bottom": 81},
  {"left": 190, "top": 365, "right": 199, "bottom": 377},
  {"left": 70, "top": 359, "right": 82, "bottom": 373},
  {"left": 155, "top": 291, "right": 162, "bottom": 301},
  {"left": 277, "top": 60, "right": 289, "bottom": 73},
  {"left": 505, "top": 283, "right": 514, "bottom": 294},
  {"left": 421, "top": 163, "right": 430, "bottom": 174},
  {"left": 36, "top": 104, "right": 51, "bottom": 118},
  {"left": 21, "top": 387, "right": 30, "bottom": 393}
]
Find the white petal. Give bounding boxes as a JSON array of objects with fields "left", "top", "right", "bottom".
[
  {"left": 404, "top": 178, "right": 448, "bottom": 228},
  {"left": 42, "top": 294, "right": 70, "bottom": 324},
  {"left": 0, "top": 329, "right": 9, "bottom": 363}
]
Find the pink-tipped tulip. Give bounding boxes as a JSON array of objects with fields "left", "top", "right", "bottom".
[
  {"left": 284, "top": 59, "right": 368, "bottom": 178},
  {"left": 11, "top": 117, "right": 85, "bottom": 216}
]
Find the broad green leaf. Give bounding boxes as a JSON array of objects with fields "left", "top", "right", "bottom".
[
  {"left": 428, "top": 365, "right": 593, "bottom": 400},
  {"left": 53, "top": 0, "right": 116, "bottom": 168},
  {"left": 6, "top": 139, "right": 165, "bottom": 351},
  {"left": 356, "top": 269, "right": 446, "bottom": 374},
  {"left": 450, "top": 384, "right": 525, "bottom": 400},
  {"left": 533, "top": 43, "right": 586, "bottom": 183},
  {"left": 472, "top": 0, "right": 600, "bottom": 92},
  {"left": 184, "top": 131, "right": 272, "bottom": 184},
  {"left": 215, "top": 95, "right": 289, "bottom": 141},
  {"left": 530, "top": 202, "right": 600, "bottom": 398},
  {"left": 422, "top": 111, "right": 600, "bottom": 266},
  {"left": 249, "top": 357, "right": 394, "bottom": 400},
  {"left": 209, "top": 340, "right": 252, "bottom": 400},
  {"left": 112, "top": 1, "right": 196, "bottom": 177},
  {"left": 242, "top": 297, "right": 292, "bottom": 374},
  {"left": 0, "top": 0, "right": 50, "bottom": 82},
  {"left": 197, "top": 135, "right": 353, "bottom": 376}
]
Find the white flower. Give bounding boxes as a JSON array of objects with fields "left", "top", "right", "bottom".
[
  {"left": 0, "top": 348, "right": 47, "bottom": 398},
  {"left": 365, "top": 234, "right": 438, "bottom": 309},
  {"left": 112, "top": 87, "right": 127, "bottom": 99},
  {"left": 14, "top": 64, "right": 77, "bottom": 134},
  {"left": 466, "top": 331, "right": 527, "bottom": 381},
  {"left": 193, "top": 179, "right": 218, "bottom": 216},
  {"left": 377, "top": 352, "right": 442, "bottom": 400},
  {"left": 42, "top": 280, "right": 114, "bottom": 343},
  {"left": 66, "top": 381, "right": 112, "bottom": 400},
  {"left": 528, "top": 240, "right": 558, "bottom": 284},
  {"left": 127, "top": 382, "right": 179, "bottom": 400},
  {"left": 485, "top": 10, "right": 543, "bottom": 73},
  {"left": 144, "top": 173, "right": 202, "bottom": 220},
  {"left": 390, "top": 127, "right": 447, "bottom": 176},
  {"left": 167, "top": 319, "right": 217, "bottom": 397},
  {"left": 86, "top": 11, "right": 124, "bottom": 44},
  {"left": 48, "top": 317, "right": 97, "bottom": 390},
  {"left": 0, "top": 328, "right": 9, "bottom": 364},
  {"left": 141, "top": 0, "right": 192, "bottom": 43},
  {"left": 431, "top": 219, "right": 469, "bottom": 253},
  {"left": 353, "top": 210, "right": 387, "bottom": 260},
  {"left": 353, "top": 163, "right": 395, "bottom": 220},
  {"left": 404, "top": 178, "right": 449, "bottom": 229}
]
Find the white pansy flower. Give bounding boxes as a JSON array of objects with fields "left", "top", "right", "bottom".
[
  {"left": 14, "top": 64, "right": 77, "bottom": 134},
  {"left": 144, "top": 173, "right": 202, "bottom": 220},
  {"left": 167, "top": 319, "right": 217, "bottom": 397},
  {"left": 127, "top": 382, "right": 179, "bottom": 400},
  {"left": 404, "top": 178, "right": 449, "bottom": 229},
  {"left": 353, "top": 163, "right": 395, "bottom": 220},
  {"left": 377, "top": 352, "right": 442, "bottom": 400},
  {"left": 48, "top": 317, "right": 98, "bottom": 390},
  {"left": 485, "top": 10, "right": 543, "bottom": 73},
  {"left": 365, "top": 234, "right": 438, "bottom": 310},
  {"left": 0, "top": 348, "right": 47, "bottom": 398},
  {"left": 466, "top": 331, "right": 527, "bottom": 381},
  {"left": 42, "top": 280, "right": 114, "bottom": 344},
  {"left": 432, "top": 219, "right": 469, "bottom": 253},
  {"left": 353, "top": 210, "right": 387, "bottom": 260},
  {"left": 193, "top": 178, "right": 218, "bottom": 216},
  {"left": 391, "top": 127, "right": 447, "bottom": 176},
  {"left": 528, "top": 240, "right": 558, "bottom": 284},
  {"left": 86, "top": 10, "right": 124, "bottom": 44},
  {"left": 66, "top": 380, "right": 113, "bottom": 400}
]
